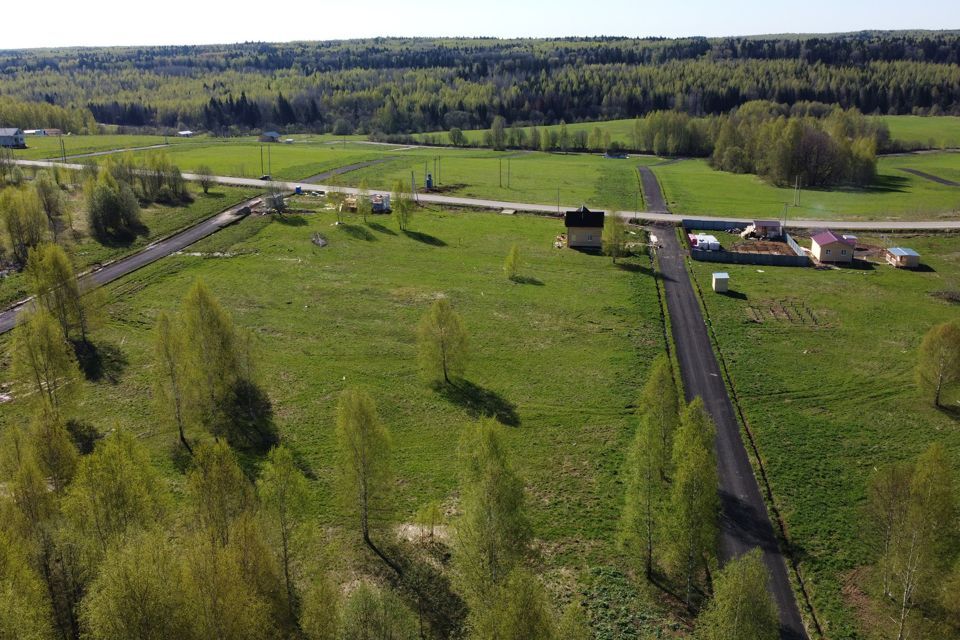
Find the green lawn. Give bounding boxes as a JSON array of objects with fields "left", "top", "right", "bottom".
[
  {"left": 0, "top": 185, "right": 259, "bottom": 308},
  {"left": 878, "top": 115, "right": 960, "bottom": 149},
  {"left": 655, "top": 154, "right": 960, "bottom": 221},
  {"left": 0, "top": 205, "right": 668, "bottom": 633},
  {"left": 688, "top": 236, "right": 960, "bottom": 639}
]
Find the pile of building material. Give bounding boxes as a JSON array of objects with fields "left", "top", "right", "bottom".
[{"left": 689, "top": 233, "right": 721, "bottom": 251}]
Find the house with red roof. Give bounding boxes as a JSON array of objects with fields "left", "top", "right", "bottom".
[{"left": 810, "top": 230, "right": 856, "bottom": 264}]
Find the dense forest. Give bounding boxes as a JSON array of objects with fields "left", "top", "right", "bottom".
[{"left": 1, "top": 32, "right": 959, "bottom": 135}]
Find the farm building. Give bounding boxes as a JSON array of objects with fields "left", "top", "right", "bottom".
[
  {"left": 564, "top": 206, "right": 604, "bottom": 249},
  {"left": 23, "top": 128, "right": 62, "bottom": 137},
  {"left": 258, "top": 131, "right": 281, "bottom": 143},
  {"left": 0, "top": 128, "right": 26, "bottom": 148},
  {"left": 811, "top": 230, "right": 856, "bottom": 263},
  {"left": 177, "top": 130, "right": 194, "bottom": 137},
  {"left": 886, "top": 247, "right": 921, "bottom": 269}
]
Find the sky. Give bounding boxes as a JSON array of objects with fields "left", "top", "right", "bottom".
[{"left": 6, "top": 0, "right": 956, "bottom": 49}]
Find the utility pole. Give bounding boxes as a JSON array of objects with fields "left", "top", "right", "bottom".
[
  {"left": 507, "top": 158, "right": 511, "bottom": 188},
  {"left": 268, "top": 145, "right": 272, "bottom": 176},
  {"left": 411, "top": 171, "right": 418, "bottom": 204},
  {"left": 499, "top": 158, "right": 503, "bottom": 188},
  {"left": 260, "top": 146, "right": 264, "bottom": 176},
  {"left": 794, "top": 175, "right": 800, "bottom": 207},
  {"left": 557, "top": 185, "right": 560, "bottom": 214},
  {"left": 437, "top": 156, "right": 441, "bottom": 185},
  {"left": 59, "top": 135, "right": 66, "bottom": 163}
]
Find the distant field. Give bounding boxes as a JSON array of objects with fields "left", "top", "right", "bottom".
[
  {"left": 878, "top": 115, "right": 960, "bottom": 149},
  {"left": 0, "top": 206, "right": 668, "bottom": 632},
  {"left": 332, "top": 147, "right": 658, "bottom": 212},
  {"left": 10, "top": 134, "right": 196, "bottom": 160},
  {"left": 420, "top": 115, "right": 960, "bottom": 151},
  {"left": 655, "top": 153, "right": 960, "bottom": 221},
  {"left": 689, "top": 235, "right": 960, "bottom": 639},
  {"left": 127, "top": 141, "right": 384, "bottom": 181},
  {"left": 0, "top": 185, "right": 258, "bottom": 308}
]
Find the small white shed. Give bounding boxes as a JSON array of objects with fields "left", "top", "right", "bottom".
[{"left": 712, "top": 272, "right": 729, "bottom": 293}]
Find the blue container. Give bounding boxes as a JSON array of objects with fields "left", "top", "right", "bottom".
[
  {"left": 426, "top": 174, "right": 433, "bottom": 189},
  {"left": 295, "top": 186, "right": 302, "bottom": 195}
]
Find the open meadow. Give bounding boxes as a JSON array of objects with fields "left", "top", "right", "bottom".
[
  {"left": 688, "top": 234, "right": 960, "bottom": 638},
  {"left": 655, "top": 153, "right": 960, "bottom": 221},
  {"left": 0, "top": 203, "right": 670, "bottom": 632}
]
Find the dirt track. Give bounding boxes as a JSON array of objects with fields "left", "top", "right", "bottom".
[
  {"left": 302, "top": 157, "right": 396, "bottom": 183},
  {"left": 899, "top": 167, "right": 960, "bottom": 187}
]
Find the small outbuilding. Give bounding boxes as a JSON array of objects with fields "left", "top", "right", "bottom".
[
  {"left": 887, "top": 247, "right": 921, "bottom": 269},
  {"left": 177, "top": 130, "right": 195, "bottom": 137},
  {"left": 810, "top": 230, "right": 855, "bottom": 264},
  {"left": 712, "top": 272, "right": 729, "bottom": 293},
  {"left": 0, "top": 128, "right": 26, "bottom": 148},
  {"left": 564, "top": 206, "right": 604, "bottom": 249},
  {"left": 258, "top": 131, "right": 281, "bottom": 143}
]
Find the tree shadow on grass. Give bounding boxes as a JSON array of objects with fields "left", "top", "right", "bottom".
[
  {"left": 936, "top": 404, "right": 960, "bottom": 422},
  {"left": 72, "top": 339, "right": 128, "bottom": 383},
  {"left": 338, "top": 223, "right": 377, "bottom": 241},
  {"left": 93, "top": 222, "right": 149, "bottom": 249},
  {"left": 510, "top": 275, "right": 544, "bottom": 286},
  {"left": 616, "top": 261, "right": 662, "bottom": 279},
  {"left": 436, "top": 379, "right": 520, "bottom": 427},
  {"left": 372, "top": 539, "right": 467, "bottom": 639},
  {"left": 404, "top": 230, "right": 447, "bottom": 247},
  {"left": 367, "top": 222, "right": 398, "bottom": 236},
  {"left": 272, "top": 214, "right": 308, "bottom": 226}
]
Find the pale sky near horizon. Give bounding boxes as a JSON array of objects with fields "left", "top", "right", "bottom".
[{"left": 3, "top": 0, "right": 956, "bottom": 50}]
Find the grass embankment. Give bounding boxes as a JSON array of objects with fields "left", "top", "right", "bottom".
[
  {"left": 0, "top": 185, "right": 259, "bottom": 308},
  {"left": 688, "top": 236, "right": 960, "bottom": 639},
  {"left": 656, "top": 154, "right": 960, "bottom": 221},
  {"left": 0, "top": 204, "right": 669, "bottom": 633}
]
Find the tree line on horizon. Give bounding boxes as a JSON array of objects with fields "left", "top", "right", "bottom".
[{"left": 1, "top": 33, "right": 959, "bottom": 135}]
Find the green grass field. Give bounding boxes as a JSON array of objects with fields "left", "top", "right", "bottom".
[
  {"left": 655, "top": 154, "right": 960, "bottom": 221},
  {"left": 688, "top": 236, "right": 960, "bottom": 639},
  {"left": 10, "top": 134, "right": 198, "bottom": 160},
  {"left": 0, "top": 185, "right": 258, "bottom": 308},
  {"left": 0, "top": 206, "right": 669, "bottom": 632},
  {"left": 879, "top": 115, "right": 960, "bottom": 149},
  {"left": 419, "top": 115, "right": 960, "bottom": 151}
]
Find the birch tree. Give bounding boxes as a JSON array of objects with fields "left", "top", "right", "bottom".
[
  {"left": 916, "top": 320, "right": 960, "bottom": 407},
  {"left": 697, "top": 548, "right": 778, "bottom": 640},
  {"left": 417, "top": 298, "right": 468, "bottom": 385}
]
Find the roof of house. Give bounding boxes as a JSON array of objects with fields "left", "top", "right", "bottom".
[
  {"left": 564, "top": 206, "right": 605, "bottom": 228},
  {"left": 811, "top": 230, "right": 855, "bottom": 247},
  {"left": 889, "top": 247, "right": 920, "bottom": 257},
  {"left": 261, "top": 131, "right": 280, "bottom": 137},
  {"left": 713, "top": 272, "right": 730, "bottom": 279},
  {"left": 0, "top": 128, "right": 23, "bottom": 136}
]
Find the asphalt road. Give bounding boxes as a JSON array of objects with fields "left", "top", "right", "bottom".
[
  {"left": 13, "top": 159, "right": 960, "bottom": 230},
  {"left": 0, "top": 197, "right": 260, "bottom": 335},
  {"left": 638, "top": 166, "right": 670, "bottom": 213},
  {"left": 654, "top": 225, "right": 809, "bottom": 640}
]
